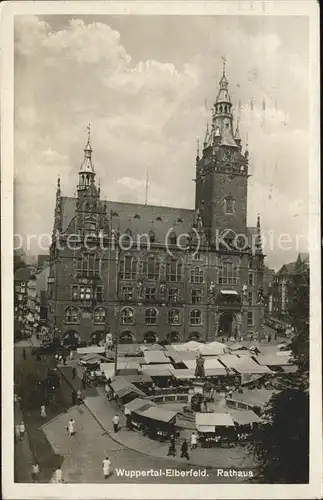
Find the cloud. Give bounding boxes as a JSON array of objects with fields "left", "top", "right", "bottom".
[{"left": 14, "top": 15, "right": 309, "bottom": 268}]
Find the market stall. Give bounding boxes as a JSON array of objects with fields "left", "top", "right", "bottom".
[
  {"left": 132, "top": 406, "right": 179, "bottom": 441},
  {"left": 114, "top": 383, "right": 147, "bottom": 407},
  {"left": 195, "top": 412, "right": 236, "bottom": 447},
  {"left": 230, "top": 409, "right": 261, "bottom": 444},
  {"left": 226, "top": 388, "right": 276, "bottom": 415}
]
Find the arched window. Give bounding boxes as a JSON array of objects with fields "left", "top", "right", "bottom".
[
  {"left": 119, "top": 255, "right": 137, "bottom": 280},
  {"left": 143, "top": 255, "right": 160, "bottom": 280},
  {"left": 119, "top": 331, "right": 134, "bottom": 344},
  {"left": 224, "top": 196, "right": 235, "bottom": 214},
  {"left": 143, "top": 332, "right": 158, "bottom": 344},
  {"left": 84, "top": 218, "right": 97, "bottom": 237},
  {"left": 190, "top": 309, "right": 202, "bottom": 325},
  {"left": 64, "top": 306, "right": 80, "bottom": 324},
  {"left": 120, "top": 307, "right": 135, "bottom": 325},
  {"left": 93, "top": 307, "right": 106, "bottom": 324},
  {"left": 188, "top": 332, "right": 200, "bottom": 341},
  {"left": 218, "top": 261, "right": 239, "bottom": 285},
  {"left": 168, "top": 309, "right": 181, "bottom": 326},
  {"left": 190, "top": 266, "right": 204, "bottom": 284},
  {"left": 145, "top": 308, "right": 158, "bottom": 325},
  {"left": 165, "top": 258, "right": 182, "bottom": 282},
  {"left": 167, "top": 331, "right": 180, "bottom": 343}
]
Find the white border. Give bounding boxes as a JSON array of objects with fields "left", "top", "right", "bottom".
[{"left": 1, "top": 1, "right": 321, "bottom": 499}]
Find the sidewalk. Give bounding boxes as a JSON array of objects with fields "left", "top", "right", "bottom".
[
  {"left": 58, "top": 364, "right": 254, "bottom": 469},
  {"left": 14, "top": 401, "right": 34, "bottom": 483}
]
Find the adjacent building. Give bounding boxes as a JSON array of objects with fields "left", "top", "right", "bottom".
[
  {"left": 271, "top": 253, "right": 309, "bottom": 318},
  {"left": 47, "top": 68, "right": 265, "bottom": 345},
  {"left": 14, "top": 266, "right": 39, "bottom": 338}
]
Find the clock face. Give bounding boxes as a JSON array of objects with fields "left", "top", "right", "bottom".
[{"left": 223, "top": 149, "right": 235, "bottom": 162}]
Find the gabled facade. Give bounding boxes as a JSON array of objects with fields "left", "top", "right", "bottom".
[{"left": 47, "top": 69, "right": 265, "bottom": 345}]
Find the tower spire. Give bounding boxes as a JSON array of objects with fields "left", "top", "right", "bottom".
[
  {"left": 255, "top": 214, "right": 262, "bottom": 254},
  {"left": 196, "top": 136, "right": 200, "bottom": 163},
  {"left": 78, "top": 124, "right": 95, "bottom": 192},
  {"left": 222, "top": 55, "right": 226, "bottom": 77}
]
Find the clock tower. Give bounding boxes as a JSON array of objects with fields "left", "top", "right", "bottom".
[{"left": 195, "top": 63, "right": 249, "bottom": 243}]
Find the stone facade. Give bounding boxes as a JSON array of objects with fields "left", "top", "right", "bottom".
[{"left": 47, "top": 70, "right": 265, "bottom": 345}]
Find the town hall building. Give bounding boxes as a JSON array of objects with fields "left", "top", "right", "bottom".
[{"left": 47, "top": 67, "right": 265, "bottom": 346}]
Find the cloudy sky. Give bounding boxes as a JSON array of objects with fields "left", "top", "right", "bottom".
[{"left": 14, "top": 14, "right": 309, "bottom": 269}]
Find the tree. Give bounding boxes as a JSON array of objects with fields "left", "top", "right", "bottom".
[{"left": 251, "top": 262, "right": 309, "bottom": 483}]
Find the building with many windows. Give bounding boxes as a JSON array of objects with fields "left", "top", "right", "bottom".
[{"left": 47, "top": 68, "right": 265, "bottom": 345}]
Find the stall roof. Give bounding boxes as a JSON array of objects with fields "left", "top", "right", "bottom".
[
  {"left": 77, "top": 346, "right": 105, "bottom": 355},
  {"left": 253, "top": 355, "right": 291, "bottom": 367},
  {"left": 199, "top": 344, "right": 226, "bottom": 356},
  {"left": 217, "top": 355, "right": 241, "bottom": 368},
  {"left": 170, "top": 368, "right": 196, "bottom": 379},
  {"left": 143, "top": 350, "right": 169, "bottom": 364},
  {"left": 281, "top": 365, "right": 298, "bottom": 373},
  {"left": 80, "top": 353, "right": 107, "bottom": 363},
  {"left": 111, "top": 374, "right": 153, "bottom": 384},
  {"left": 117, "top": 344, "right": 142, "bottom": 356},
  {"left": 196, "top": 412, "right": 235, "bottom": 429},
  {"left": 124, "top": 397, "right": 156, "bottom": 413},
  {"left": 182, "top": 341, "right": 205, "bottom": 351},
  {"left": 137, "top": 406, "right": 178, "bottom": 423},
  {"left": 139, "top": 344, "right": 164, "bottom": 352},
  {"left": 141, "top": 365, "right": 173, "bottom": 377},
  {"left": 233, "top": 358, "right": 273, "bottom": 374},
  {"left": 110, "top": 377, "right": 132, "bottom": 392},
  {"left": 115, "top": 384, "right": 146, "bottom": 399},
  {"left": 100, "top": 363, "right": 115, "bottom": 380},
  {"left": 117, "top": 359, "right": 142, "bottom": 371},
  {"left": 230, "top": 409, "right": 261, "bottom": 425},
  {"left": 228, "top": 389, "right": 276, "bottom": 408},
  {"left": 229, "top": 343, "right": 248, "bottom": 352}
]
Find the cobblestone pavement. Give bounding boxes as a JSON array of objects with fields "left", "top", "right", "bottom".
[{"left": 41, "top": 402, "right": 251, "bottom": 484}]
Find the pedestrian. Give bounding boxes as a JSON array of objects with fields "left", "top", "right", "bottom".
[
  {"left": 55, "top": 354, "right": 59, "bottom": 361},
  {"left": 31, "top": 463, "right": 40, "bottom": 482},
  {"left": 69, "top": 350, "right": 73, "bottom": 360},
  {"left": 274, "top": 332, "right": 277, "bottom": 341},
  {"left": 180, "top": 439, "right": 190, "bottom": 460},
  {"left": 22, "top": 348, "right": 26, "bottom": 360},
  {"left": 40, "top": 404, "right": 46, "bottom": 419},
  {"left": 71, "top": 390, "right": 77, "bottom": 405},
  {"left": 15, "top": 424, "right": 20, "bottom": 442},
  {"left": 68, "top": 418, "right": 75, "bottom": 437},
  {"left": 76, "top": 389, "right": 82, "bottom": 405},
  {"left": 124, "top": 408, "right": 132, "bottom": 430},
  {"left": 112, "top": 414, "right": 120, "bottom": 433},
  {"left": 203, "top": 399, "right": 208, "bottom": 412},
  {"left": 19, "top": 421, "right": 25, "bottom": 440},
  {"left": 62, "top": 355, "right": 66, "bottom": 366},
  {"left": 72, "top": 367, "right": 77, "bottom": 379},
  {"left": 82, "top": 376, "right": 86, "bottom": 389},
  {"left": 102, "top": 456, "right": 112, "bottom": 479},
  {"left": 190, "top": 431, "right": 198, "bottom": 450},
  {"left": 268, "top": 334, "right": 272, "bottom": 343},
  {"left": 167, "top": 434, "right": 176, "bottom": 456},
  {"left": 54, "top": 465, "right": 63, "bottom": 483},
  {"left": 58, "top": 355, "right": 63, "bottom": 364}
]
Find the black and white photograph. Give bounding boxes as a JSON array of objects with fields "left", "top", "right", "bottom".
[{"left": 1, "top": 1, "right": 321, "bottom": 499}]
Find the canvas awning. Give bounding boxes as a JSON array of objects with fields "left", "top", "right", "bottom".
[
  {"left": 220, "top": 290, "right": 239, "bottom": 295},
  {"left": 143, "top": 350, "right": 169, "bottom": 364},
  {"left": 170, "top": 368, "right": 196, "bottom": 380},
  {"left": 100, "top": 363, "right": 115, "bottom": 380},
  {"left": 199, "top": 343, "right": 226, "bottom": 356},
  {"left": 124, "top": 397, "right": 156, "bottom": 413},
  {"left": 254, "top": 355, "right": 291, "bottom": 367},
  {"left": 115, "top": 384, "right": 146, "bottom": 399},
  {"left": 195, "top": 412, "right": 235, "bottom": 432},
  {"left": 110, "top": 378, "right": 132, "bottom": 392},
  {"left": 141, "top": 365, "right": 173, "bottom": 377},
  {"left": 111, "top": 374, "right": 153, "bottom": 384},
  {"left": 77, "top": 346, "right": 105, "bottom": 355},
  {"left": 227, "top": 389, "right": 276, "bottom": 408},
  {"left": 230, "top": 409, "right": 261, "bottom": 426},
  {"left": 137, "top": 406, "right": 178, "bottom": 424}
]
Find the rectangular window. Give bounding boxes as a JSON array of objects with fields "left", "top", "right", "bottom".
[
  {"left": 191, "top": 289, "right": 202, "bottom": 305},
  {"left": 247, "top": 311, "right": 253, "bottom": 326},
  {"left": 79, "top": 286, "right": 93, "bottom": 301},
  {"left": 218, "top": 262, "right": 239, "bottom": 285},
  {"left": 145, "top": 287, "right": 156, "bottom": 301},
  {"left": 166, "top": 260, "right": 182, "bottom": 282},
  {"left": 248, "top": 292, "right": 253, "bottom": 306},
  {"left": 120, "top": 256, "right": 136, "bottom": 280},
  {"left": 71, "top": 285, "right": 79, "bottom": 301},
  {"left": 248, "top": 273, "right": 254, "bottom": 286},
  {"left": 96, "top": 285, "right": 104, "bottom": 303},
  {"left": 169, "top": 288, "right": 180, "bottom": 303},
  {"left": 122, "top": 286, "right": 133, "bottom": 301}
]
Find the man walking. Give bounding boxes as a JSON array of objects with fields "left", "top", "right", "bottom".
[
  {"left": 76, "top": 389, "right": 82, "bottom": 405},
  {"left": 180, "top": 439, "right": 190, "bottom": 461},
  {"left": 112, "top": 414, "right": 120, "bottom": 433},
  {"left": 124, "top": 407, "right": 132, "bottom": 430},
  {"left": 68, "top": 418, "right": 75, "bottom": 437},
  {"left": 40, "top": 404, "right": 46, "bottom": 419},
  {"left": 19, "top": 421, "right": 25, "bottom": 440},
  {"left": 167, "top": 434, "right": 176, "bottom": 456},
  {"left": 31, "top": 463, "right": 40, "bottom": 482},
  {"left": 102, "top": 456, "right": 112, "bottom": 479},
  {"left": 54, "top": 466, "right": 63, "bottom": 483},
  {"left": 190, "top": 431, "right": 198, "bottom": 450},
  {"left": 72, "top": 367, "right": 77, "bottom": 379}
]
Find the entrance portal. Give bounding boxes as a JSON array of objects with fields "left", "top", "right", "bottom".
[{"left": 218, "top": 313, "right": 236, "bottom": 336}]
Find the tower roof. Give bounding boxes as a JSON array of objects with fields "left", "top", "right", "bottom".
[
  {"left": 216, "top": 58, "right": 231, "bottom": 104},
  {"left": 79, "top": 123, "right": 94, "bottom": 174}
]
